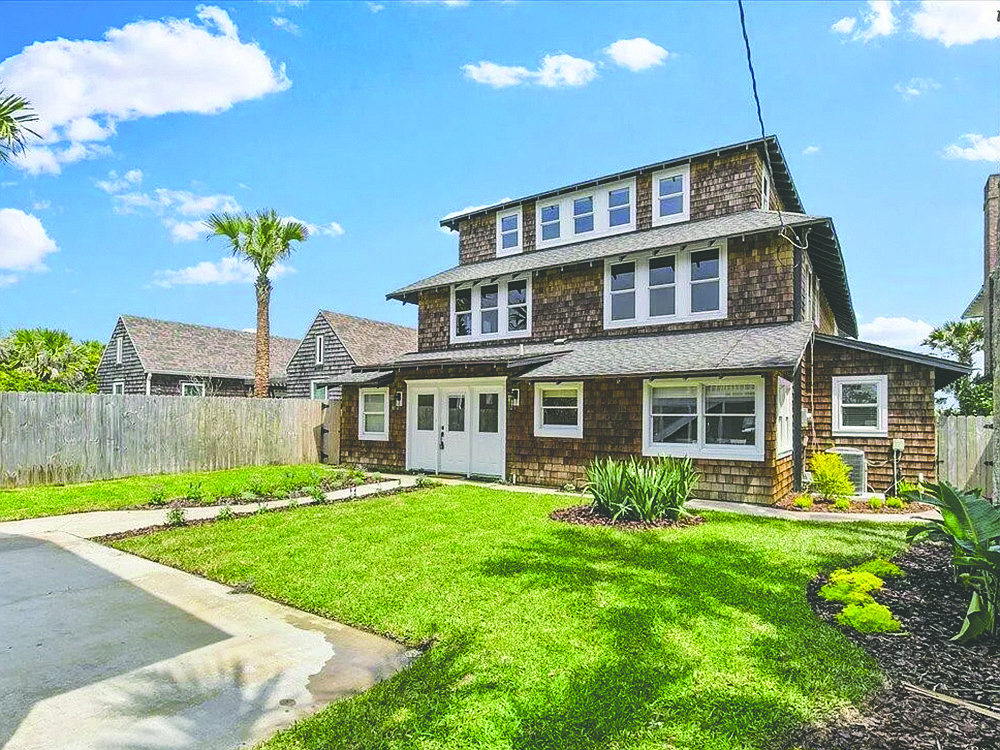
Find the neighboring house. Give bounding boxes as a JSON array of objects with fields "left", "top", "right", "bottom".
[
  {"left": 331, "top": 136, "right": 968, "bottom": 502},
  {"left": 285, "top": 310, "right": 417, "bottom": 400},
  {"left": 96, "top": 315, "right": 300, "bottom": 397}
]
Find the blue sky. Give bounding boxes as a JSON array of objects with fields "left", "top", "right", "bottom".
[{"left": 0, "top": 0, "right": 997, "bottom": 351}]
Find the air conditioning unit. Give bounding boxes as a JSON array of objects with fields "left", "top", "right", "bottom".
[{"left": 828, "top": 447, "right": 866, "bottom": 494}]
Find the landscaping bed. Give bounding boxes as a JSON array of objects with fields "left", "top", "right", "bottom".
[
  {"left": 795, "top": 543, "right": 1000, "bottom": 749},
  {"left": 550, "top": 504, "right": 704, "bottom": 530},
  {"left": 775, "top": 494, "right": 933, "bottom": 515}
]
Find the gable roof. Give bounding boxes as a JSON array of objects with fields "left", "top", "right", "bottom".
[
  {"left": 440, "top": 135, "right": 803, "bottom": 230},
  {"left": 119, "top": 315, "right": 300, "bottom": 382},
  {"left": 391, "top": 209, "right": 858, "bottom": 338},
  {"left": 815, "top": 333, "right": 971, "bottom": 390},
  {"left": 318, "top": 310, "right": 417, "bottom": 366}
]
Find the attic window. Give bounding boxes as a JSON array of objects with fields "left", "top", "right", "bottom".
[
  {"left": 540, "top": 204, "right": 560, "bottom": 241},
  {"left": 115, "top": 337, "right": 123, "bottom": 365},
  {"left": 653, "top": 165, "right": 690, "bottom": 225},
  {"left": 315, "top": 335, "right": 325, "bottom": 365},
  {"left": 535, "top": 178, "right": 635, "bottom": 250},
  {"left": 496, "top": 208, "right": 522, "bottom": 257}
]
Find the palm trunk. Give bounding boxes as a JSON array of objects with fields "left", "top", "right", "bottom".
[{"left": 254, "top": 274, "right": 272, "bottom": 398}]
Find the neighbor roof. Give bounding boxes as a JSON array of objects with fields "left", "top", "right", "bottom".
[
  {"left": 319, "top": 310, "right": 417, "bottom": 366},
  {"left": 963, "top": 285, "right": 984, "bottom": 319},
  {"left": 440, "top": 135, "right": 803, "bottom": 229},
  {"left": 391, "top": 209, "right": 858, "bottom": 338},
  {"left": 120, "top": 315, "right": 300, "bottom": 382}
]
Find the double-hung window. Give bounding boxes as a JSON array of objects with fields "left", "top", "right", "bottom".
[
  {"left": 535, "top": 178, "right": 636, "bottom": 249},
  {"left": 643, "top": 376, "right": 764, "bottom": 460},
  {"left": 573, "top": 196, "right": 594, "bottom": 235},
  {"left": 604, "top": 243, "right": 727, "bottom": 328},
  {"left": 540, "top": 204, "right": 560, "bottom": 241},
  {"left": 496, "top": 208, "right": 522, "bottom": 256},
  {"left": 608, "top": 186, "right": 631, "bottom": 227},
  {"left": 452, "top": 276, "right": 531, "bottom": 343},
  {"left": 652, "top": 165, "right": 690, "bottom": 225},
  {"left": 315, "top": 334, "right": 325, "bottom": 365},
  {"left": 534, "top": 382, "right": 583, "bottom": 439},
  {"left": 777, "top": 378, "right": 793, "bottom": 457},
  {"left": 359, "top": 387, "right": 389, "bottom": 441},
  {"left": 832, "top": 375, "right": 888, "bottom": 437}
]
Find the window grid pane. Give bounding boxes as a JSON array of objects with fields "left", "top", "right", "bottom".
[
  {"left": 478, "top": 393, "right": 499, "bottom": 433},
  {"left": 417, "top": 394, "right": 434, "bottom": 431},
  {"left": 608, "top": 187, "right": 630, "bottom": 228},
  {"left": 574, "top": 196, "right": 594, "bottom": 234},
  {"left": 649, "top": 256, "right": 676, "bottom": 317},
  {"left": 541, "top": 388, "right": 579, "bottom": 427},
  {"left": 541, "top": 205, "right": 560, "bottom": 241}
]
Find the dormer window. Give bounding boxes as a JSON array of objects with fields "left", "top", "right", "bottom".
[
  {"left": 452, "top": 276, "right": 531, "bottom": 343},
  {"left": 496, "top": 208, "right": 522, "bottom": 257},
  {"left": 653, "top": 165, "right": 690, "bottom": 225},
  {"left": 608, "top": 187, "right": 631, "bottom": 227},
  {"left": 536, "top": 177, "right": 636, "bottom": 250},
  {"left": 540, "top": 204, "right": 560, "bottom": 241},
  {"left": 573, "top": 196, "right": 594, "bottom": 235}
]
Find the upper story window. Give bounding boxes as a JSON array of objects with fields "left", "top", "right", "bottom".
[
  {"left": 452, "top": 275, "right": 531, "bottom": 343},
  {"left": 832, "top": 375, "right": 888, "bottom": 438},
  {"left": 315, "top": 334, "right": 325, "bottom": 365},
  {"left": 603, "top": 241, "right": 727, "bottom": 329},
  {"left": 761, "top": 169, "right": 771, "bottom": 210},
  {"left": 652, "top": 165, "right": 690, "bottom": 226},
  {"left": 115, "top": 337, "right": 123, "bottom": 365},
  {"left": 535, "top": 178, "right": 636, "bottom": 250},
  {"left": 496, "top": 208, "right": 522, "bottom": 257}
]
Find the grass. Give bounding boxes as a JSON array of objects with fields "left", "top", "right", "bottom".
[
  {"left": 0, "top": 464, "right": 354, "bottom": 521},
  {"left": 114, "top": 484, "right": 908, "bottom": 750}
]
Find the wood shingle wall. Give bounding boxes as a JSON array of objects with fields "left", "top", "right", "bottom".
[{"left": 284, "top": 313, "right": 354, "bottom": 400}]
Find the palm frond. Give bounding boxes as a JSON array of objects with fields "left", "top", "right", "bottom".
[{"left": 0, "top": 89, "right": 42, "bottom": 163}]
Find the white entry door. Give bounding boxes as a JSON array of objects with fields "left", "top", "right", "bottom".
[
  {"left": 440, "top": 390, "right": 470, "bottom": 475},
  {"left": 408, "top": 388, "right": 438, "bottom": 472},
  {"left": 470, "top": 387, "right": 503, "bottom": 477}
]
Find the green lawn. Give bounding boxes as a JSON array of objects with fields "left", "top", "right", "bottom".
[
  {"left": 114, "top": 485, "right": 907, "bottom": 750},
  {"left": 0, "top": 464, "right": 352, "bottom": 521}
]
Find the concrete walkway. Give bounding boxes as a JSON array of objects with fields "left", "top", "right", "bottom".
[{"left": 0, "top": 478, "right": 416, "bottom": 750}]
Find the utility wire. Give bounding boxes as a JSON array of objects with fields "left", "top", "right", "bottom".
[{"left": 737, "top": 0, "right": 808, "bottom": 251}]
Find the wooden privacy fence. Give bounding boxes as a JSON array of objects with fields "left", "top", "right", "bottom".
[
  {"left": 0, "top": 392, "right": 339, "bottom": 488},
  {"left": 937, "top": 415, "right": 994, "bottom": 496}
]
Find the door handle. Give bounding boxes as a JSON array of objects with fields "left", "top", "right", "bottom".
[{"left": 439, "top": 426, "right": 445, "bottom": 451}]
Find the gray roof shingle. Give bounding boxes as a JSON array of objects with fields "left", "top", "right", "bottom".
[
  {"left": 120, "top": 316, "right": 300, "bottom": 381},
  {"left": 319, "top": 311, "right": 417, "bottom": 366}
]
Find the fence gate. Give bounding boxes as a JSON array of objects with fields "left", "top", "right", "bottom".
[{"left": 937, "top": 415, "right": 994, "bottom": 497}]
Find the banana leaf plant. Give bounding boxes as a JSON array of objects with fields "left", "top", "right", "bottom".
[{"left": 906, "top": 481, "right": 1000, "bottom": 642}]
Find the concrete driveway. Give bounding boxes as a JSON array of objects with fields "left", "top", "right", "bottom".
[{"left": 0, "top": 529, "right": 409, "bottom": 750}]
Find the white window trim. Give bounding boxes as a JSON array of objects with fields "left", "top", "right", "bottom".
[
  {"left": 112, "top": 381, "right": 125, "bottom": 395},
  {"left": 496, "top": 207, "right": 523, "bottom": 258},
  {"left": 115, "top": 337, "right": 123, "bottom": 365},
  {"left": 359, "top": 386, "right": 390, "bottom": 441},
  {"left": 642, "top": 376, "right": 765, "bottom": 461},
  {"left": 832, "top": 375, "right": 888, "bottom": 438},
  {"left": 603, "top": 241, "right": 728, "bottom": 329},
  {"left": 652, "top": 164, "right": 691, "bottom": 226},
  {"left": 315, "top": 335, "right": 325, "bottom": 365},
  {"left": 533, "top": 382, "right": 584, "bottom": 439},
  {"left": 181, "top": 382, "right": 206, "bottom": 397},
  {"left": 311, "top": 379, "right": 328, "bottom": 400},
  {"left": 451, "top": 274, "right": 532, "bottom": 344},
  {"left": 777, "top": 377, "right": 793, "bottom": 458},
  {"left": 761, "top": 168, "right": 771, "bottom": 211},
  {"left": 535, "top": 177, "right": 636, "bottom": 250}
]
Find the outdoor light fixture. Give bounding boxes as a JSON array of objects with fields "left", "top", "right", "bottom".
[{"left": 509, "top": 387, "right": 520, "bottom": 407}]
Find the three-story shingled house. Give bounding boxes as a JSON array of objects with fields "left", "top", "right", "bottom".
[{"left": 331, "top": 136, "right": 968, "bottom": 503}]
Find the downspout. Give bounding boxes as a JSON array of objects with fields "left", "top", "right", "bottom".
[{"left": 792, "top": 238, "right": 804, "bottom": 492}]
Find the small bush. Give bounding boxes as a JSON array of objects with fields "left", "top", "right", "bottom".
[
  {"left": 836, "top": 602, "right": 901, "bottom": 633},
  {"left": 248, "top": 480, "right": 268, "bottom": 498},
  {"left": 184, "top": 481, "right": 204, "bottom": 502},
  {"left": 587, "top": 456, "right": 699, "bottom": 523},
  {"left": 892, "top": 479, "right": 920, "bottom": 498},
  {"left": 562, "top": 482, "right": 577, "bottom": 493},
  {"left": 833, "top": 497, "right": 851, "bottom": 510},
  {"left": 271, "top": 488, "right": 290, "bottom": 500},
  {"left": 216, "top": 505, "right": 235, "bottom": 521},
  {"left": 820, "top": 569, "right": 884, "bottom": 604},
  {"left": 413, "top": 474, "right": 439, "bottom": 489},
  {"left": 302, "top": 485, "right": 326, "bottom": 501},
  {"left": 867, "top": 497, "right": 885, "bottom": 511},
  {"left": 148, "top": 484, "right": 168, "bottom": 506},
  {"left": 810, "top": 453, "right": 855, "bottom": 500},
  {"left": 886, "top": 496, "right": 904, "bottom": 509},
  {"left": 373, "top": 472, "right": 383, "bottom": 483},
  {"left": 166, "top": 507, "right": 187, "bottom": 527},
  {"left": 854, "top": 559, "right": 904, "bottom": 579},
  {"left": 792, "top": 495, "right": 814, "bottom": 510},
  {"left": 238, "top": 490, "right": 256, "bottom": 503}
]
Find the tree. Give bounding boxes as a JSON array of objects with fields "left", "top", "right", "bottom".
[
  {"left": 0, "top": 328, "right": 102, "bottom": 392},
  {"left": 0, "top": 88, "right": 40, "bottom": 163},
  {"left": 207, "top": 210, "right": 308, "bottom": 397},
  {"left": 923, "top": 319, "right": 990, "bottom": 416}
]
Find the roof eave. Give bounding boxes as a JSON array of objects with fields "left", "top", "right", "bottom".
[{"left": 814, "top": 333, "right": 972, "bottom": 389}]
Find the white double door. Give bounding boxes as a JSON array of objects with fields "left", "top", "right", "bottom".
[{"left": 406, "top": 378, "right": 506, "bottom": 478}]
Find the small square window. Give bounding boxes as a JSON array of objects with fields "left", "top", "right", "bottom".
[
  {"left": 534, "top": 382, "right": 583, "bottom": 439},
  {"left": 112, "top": 381, "right": 125, "bottom": 395},
  {"left": 833, "top": 375, "right": 888, "bottom": 437},
  {"left": 311, "top": 381, "right": 328, "bottom": 400}
]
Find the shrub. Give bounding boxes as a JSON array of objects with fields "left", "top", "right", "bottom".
[
  {"left": 820, "top": 569, "right": 884, "bottom": 605},
  {"left": 854, "top": 559, "right": 904, "bottom": 579},
  {"left": 792, "top": 495, "right": 814, "bottom": 510},
  {"left": 809, "top": 453, "right": 855, "bottom": 501},
  {"left": 302, "top": 485, "right": 326, "bottom": 501},
  {"left": 885, "top": 496, "right": 904, "bottom": 509},
  {"left": 148, "top": 484, "right": 168, "bottom": 506},
  {"left": 833, "top": 497, "right": 851, "bottom": 510},
  {"left": 248, "top": 480, "right": 268, "bottom": 498},
  {"left": 414, "top": 474, "right": 438, "bottom": 489},
  {"left": 562, "top": 482, "right": 577, "bottom": 493},
  {"left": 836, "top": 602, "right": 901, "bottom": 633},
  {"left": 892, "top": 479, "right": 920, "bottom": 498},
  {"left": 271, "top": 488, "right": 290, "bottom": 500},
  {"left": 867, "top": 497, "right": 884, "bottom": 511},
  {"left": 587, "top": 456, "right": 699, "bottom": 523},
  {"left": 165, "top": 507, "right": 187, "bottom": 527},
  {"left": 216, "top": 505, "right": 235, "bottom": 521},
  {"left": 238, "top": 490, "right": 256, "bottom": 503},
  {"left": 184, "top": 481, "right": 204, "bottom": 502}
]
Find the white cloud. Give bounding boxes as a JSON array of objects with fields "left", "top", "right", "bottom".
[
  {"left": 831, "top": 16, "right": 857, "bottom": 34},
  {"left": 164, "top": 219, "right": 209, "bottom": 243},
  {"left": 0, "top": 6, "right": 289, "bottom": 175},
  {"left": 894, "top": 77, "right": 940, "bottom": 99},
  {"left": 802, "top": 145, "right": 821, "bottom": 156},
  {"left": 0, "top": 274, "right": 18, "bottom": 288},
  {"left": 943, "top": 134, "right": 1000, "bottom": 162},
  {"left": 464, "top": 54, "right": 597, "bottom": 88},
  {"left": 31, "top": 200, "right": 51, "bottom": 210},
  {"left": 153, "top": 256, "right": 294, "bottom": 287},
  {"left": 96, "top": 168, "right": 143, "bottom": 194},
  {"left": 603, "top": 38, "right": 671, "bottom": 71},
  {"left": 858, "top": 316, "right": 933, "bottom": 351},
  {"left": 408, "top": 0, "right": 470, "bottom": 7},
  {"left": 911, "top": 1, "right": 1000, "bottom": 46},
  {"left": 285, "top": 216, "right": 344, "bottom": 237},
  {"left": 271, "top": 16, "right": 301, "bottom": 34},
  {"left": 367, "top": 2, "right": 385, "bottom": 11},
  {"left": 0, "top": 208, "right": 59, "bottom": 278},
  {"left": 113, "top": 188, "right": 241, "bottom": 216}
]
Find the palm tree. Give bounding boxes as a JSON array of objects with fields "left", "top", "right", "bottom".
[
  {"left": 0, "top": 328, "right": 100, "bottom": 390},
  {"left": 206, "top": 210, "right": 308, "bottom": 397},
  {"left": 0, "top": 88, "right": 40, "bottom": 163},
  {"left": 923, "top": 319, "right": 983, "bottom": 364}
]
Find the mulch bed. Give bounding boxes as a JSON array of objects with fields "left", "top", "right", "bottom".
[
  {"left": 792, "top": 543, "right": 1000, "bottom": 749},
  {"left": 549, "top": 504, "right": 704, "bottom": 531},
  {"left": 774, "top": 494, "right": 933, "bottom": 515}
]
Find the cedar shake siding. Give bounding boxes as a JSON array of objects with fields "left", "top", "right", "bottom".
[
  {"left": 96, "top": 318, "right": 147, "bottom": 394},
  {"left": 802, "top": 340, "right": 938, "bottom": 492},
  {"left": 418, "top": 234, "right": 795, "bottom": 352},
  {"left": 285, "top": 314, "right": 354, "bottom": 400}
]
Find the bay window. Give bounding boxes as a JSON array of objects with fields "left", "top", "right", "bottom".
[
  {"left": 359, "top": 387, "right": 389, "bottom": 441},
  {"left": 652, "top": 165, "right": 690, "bottom": 225},
  {"left": 603, "top": 242, "right": 727, "bottom": 329},
  {"left": 534, "top": 382, "right": 583, "bottom": 439},
  {"left": 643, "top": 376, "right": 764, "bottom": 460},
  {"left": 535, "top": 178, "right": 636, "bottom": 249},
  {"left": 452, "top": 276, "right": 531, "bottom": 343},
  {"left": 832, "top": 375, "right": 888, "bottom": 437}
]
